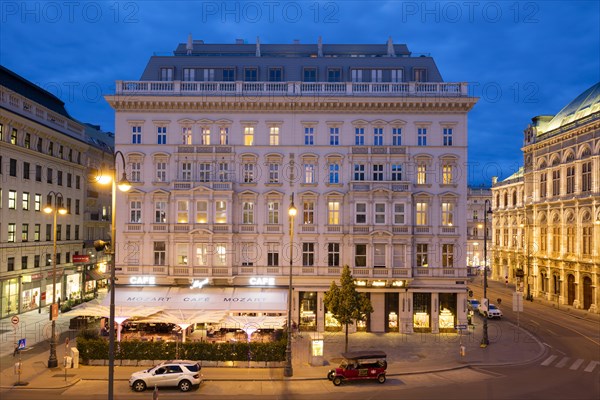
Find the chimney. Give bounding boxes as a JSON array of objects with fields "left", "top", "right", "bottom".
[
  {"left": 256, "top": 36, "right": 261, "bottom": 57},
  {"left": 186, "top": 33, "right": 193, "bottom": 55},
  {"left": 317, "top": 36, "right": 323, "bottom": 57},
  {"left": 235, "top": 38, "right": 245, "bottom": 44},
  {"left": 387, "top": 36, "right": 395, "bottom": 57}
]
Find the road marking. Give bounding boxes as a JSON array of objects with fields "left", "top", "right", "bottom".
[
  {"left": 542, "top": 342, "right": 552, "bottom": 348},
  {"left": 541, "top": 355, "right": 557, "bottom": 366},
  {"left": 555, "top": 357, "right": 570, "bottom": 368},
  {"left": 584, "top": 361, "right": 599, "bottom": 373},
  {"left": 546, "top": 329, "right": 558, "bottom": 336},
  {"left": 569, "top": 359, "right": 584, "bottom": 370},
  {"left": 555, "top": 349, "right": 566, "bottom": 355}
]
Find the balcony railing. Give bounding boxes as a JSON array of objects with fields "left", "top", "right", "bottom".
[{"left": 116, "top": 81, "right": 469, "bottom": 97}]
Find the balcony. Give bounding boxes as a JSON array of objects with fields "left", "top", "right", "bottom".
[
  {"left": 116, "top": 81, "right": 469, "bottom": 97},
  {"left": 414, "top": 226, "right": 431, "bottom": 234},
  {"left": 350, "top": 181, "right": 411, "bottom": 192},
  {"left": 172, "top": 181, "right": 232, "bottom": 191},
  {"left": 413, "top": 267, "right": 467, "bottom": 278},
  {"left": 265, "top": 224, "right": 282, "bottom": 233},
  {"left": 440, "top": 226, "right": 458, "bottom": 235}
]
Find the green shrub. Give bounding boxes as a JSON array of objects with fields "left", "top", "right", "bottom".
[{"left": 75, "top": 335, "right": 286, "bottom": 363}]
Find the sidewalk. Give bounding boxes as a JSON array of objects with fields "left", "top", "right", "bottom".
[{"left": 0, "top": 312, "right": 545, "bottom": 389}]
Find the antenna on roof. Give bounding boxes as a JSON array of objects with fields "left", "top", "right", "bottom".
[
  {"left": 387, "top": 36, "right": 395, "bottom": 57},
  {"left": 318, "top": 36, "right": 323, "bottom": 57},
  {"left": 186, "top": 33, "right": 193, "bottom": 55},
  {"left": 256, "top": 36, "right": 261, "bottom": 57}
]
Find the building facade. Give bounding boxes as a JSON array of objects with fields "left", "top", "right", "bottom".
[
  {"left": 106, "top": 37, "right": 478, "bottom": 333},
  {"left": 491, "top": 82, "right": 600, "bottom": 312},
  {"left": 466, "top": 187, "right": 492, "bottom": 276},
  {"left": 0, "top": 66, "right": 112, "bottom": 318}
]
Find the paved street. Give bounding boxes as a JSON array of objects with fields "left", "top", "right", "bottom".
[{"left": 1, "top": 282, "right": 598, "bottom": 399}]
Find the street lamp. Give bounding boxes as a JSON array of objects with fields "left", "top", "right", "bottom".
[
  {"left": 95, "top": 151, "right": 130, "bottom": 400},
  {"left": 482, "top": 199, "right": 492, "bottom": 347},
  {"left": 44, "top": 191, "right": 67, "bottom": 368},
  {"left": 284, "top": 193, "right": 297, "bottom": 377},
  {"left": 520, "top": 215, "right": 533, "bottom": 301}
]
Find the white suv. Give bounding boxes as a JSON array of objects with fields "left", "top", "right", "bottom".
[
  {"left": 129, "top": 360, "right": 202, "bottom": 392},
  {"left": 480, "top": 304, "right": 503, "bottom": 319}
]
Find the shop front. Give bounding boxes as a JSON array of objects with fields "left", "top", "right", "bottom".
[
  {"left": 1, "top": 278, "right": 20, "bottom": 318},
  {"left": 21, "top": 273, "right": 43, "bottom": 313}
]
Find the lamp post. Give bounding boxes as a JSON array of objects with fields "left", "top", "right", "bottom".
[
  {"left": 44, "top": 192, "right": 66, "bottom": 368},
  {"left": 520, "top": 215, "right": 533, "bottom": 301},
  {"left": 96, "top": 151, "right": 131, "bottom": 400},
  {"left": 284, "top": 193, "right": 297, "bottom": 377},
  {"left": 482, "top": 199, "right": 492, "bottom": 346}
]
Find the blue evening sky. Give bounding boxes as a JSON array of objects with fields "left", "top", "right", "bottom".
[{"left": 1, "top": 1, "right": 598, "bottom": 186}]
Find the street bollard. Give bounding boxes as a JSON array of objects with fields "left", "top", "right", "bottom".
[
  {"left": 460, "top": 345, "right": 466, "bottom": 357},
  {"left": 153, "top": 385, "right": 159, "bottom": 400}
]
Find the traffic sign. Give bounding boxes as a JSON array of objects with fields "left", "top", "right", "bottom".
[
  {"left": 18, "top": 338, "right": 26, "bottom": 350},
  {"left": 11, "top": 316, "right": 19, "bottom": 326},
  {"left": 513, "top": 292, "right": 524, "bottom": 312},
  {"left": 455, "top": 324, "right": 468, "bottom": 330}
]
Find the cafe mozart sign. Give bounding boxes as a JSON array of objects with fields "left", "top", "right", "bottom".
[{"left": 107, "top": 286, "right": 287, "bottom": 312}]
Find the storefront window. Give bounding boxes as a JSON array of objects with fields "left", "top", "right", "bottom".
[
  {"left": 413, "top": 292, "right": 431, "bottom": 332},
  {"left": 2, "top": 279, "right": 20, "bottom": 317},
  {"left": 299, "top": 291, "right": 317, "bottom": 331},
  {"left": 385, "top": 292, "right": 399, "bottom": 332},
  {"left": 46, "top": 283, "right": 62, "bottom": 305},
  {"left": 21, "top": 288, "right": 40, "bottom": 312},
  {"left": 66, "top": 273, "right": 81, "bottom": 300},
  {"left": 439, "top": 293, "right": 457, "bottom": 332},
  {"left": 324, "top": 306, "right": 341, "bottom": 331}
]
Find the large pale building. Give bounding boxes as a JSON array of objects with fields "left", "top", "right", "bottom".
[
  {"left": 466, "top": 187, "right": 492, "bottom": 276},
  {"left": 0, "top": 66, "right": 113, "bottom": 318},
  {"left": 105, "top": 37, "right": 477, "bottom": 333},
  {"left": 491, "top": 82, "right": 600, "bottom": 312}
]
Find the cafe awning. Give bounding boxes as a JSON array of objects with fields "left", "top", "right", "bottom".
[
  {"left": 86, "top": 269, "right": 105, "bottom": 281},
  {"left": 106, "top": 286, "right": 288, "bottom": 313}
]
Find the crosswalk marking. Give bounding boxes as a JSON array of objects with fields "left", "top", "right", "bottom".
[
  {"left": 570, "top": 359, "right": 585, "bottom": 370},
  {"left": 584, "top": 361, "right": 599, "bottom": 373},
  {"left": 541, "top": 355, "right": 557, "bottom": 366},
  {"left": 555, "top": 357, "right": 570, "bottom": 368}
]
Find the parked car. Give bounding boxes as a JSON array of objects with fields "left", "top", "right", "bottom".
[
  {"left": 468, "top": 299, "right": 481, "bottom": 312},
  {"left": 129, "top": 360, "right": 202, "bottom": 392},
  {"left": 328, "top": 351, "right": 387, "bottom": 386},
  {"left": 480, "top": 304, "right": 503, "bottom": 319}
]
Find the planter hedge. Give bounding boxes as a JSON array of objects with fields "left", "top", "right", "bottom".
[{"left": 76, "top": 337, "right": 286, "bottom": 364}]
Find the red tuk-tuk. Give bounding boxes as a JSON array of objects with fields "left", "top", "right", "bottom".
[{"left": 327, "top": 351, "right": 387, "bottom": 386}]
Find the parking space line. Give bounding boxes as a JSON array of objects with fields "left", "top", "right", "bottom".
[
  {"left": 541, "top": 355, "right": 557, "bottom": 366},
  {"left": 569, "top": 359, "right": 584, "bottom": 370}
]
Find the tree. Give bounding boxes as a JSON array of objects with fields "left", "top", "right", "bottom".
[{"left": 323, "top": 265, "right": 373, "bottom": 352}]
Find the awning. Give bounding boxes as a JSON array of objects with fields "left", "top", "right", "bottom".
[
  {"left": 86, "top": 269, "right": 106, "bottom": 281},
  {"left": 105, "top": 286, "right": 288, "bottom": 312}
]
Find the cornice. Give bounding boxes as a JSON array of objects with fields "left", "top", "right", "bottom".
[
  {"left": 105, "top": 95, "right": 478, "bottom": 114},
  {"left": 523, "top": 118, "right": 600, "bottom": 153}
]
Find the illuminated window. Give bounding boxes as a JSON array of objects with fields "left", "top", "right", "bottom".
[
  {"left": 182, "top": 127, "right": 192, "bottom": 144},
  {"left": 269, "top": 126, "right": 279, "bottom": 145},
  {"left": 201, "top": 127, "right": 211, "bottom": 145},
  {"left": 328, "top": 201, "right": 340, "bottom": 225},
  {"left": 177, "top": 200, "right": 189, "bottom": 223},
  {"left": 196, "top": 201, "right": 208, "bottom": 223},
  {"left": 442, "top": 164, "right": 453, "bottom": 184},
  {"left": 195, "top": 244, "right": 208, "bottom": 266},
  {"left": 220, "top": 127, "right": 229, "bottom": 144},
  {"left": 417, "top": 163, "right": 427, "bottom": 184},
  {"left": 176, "top": 244, "right": 189, "bottom": 265},
  {"left": 244, "top": 126, "right": 254, "bottom": 146},
  {"left": 442, "top": 202, "right": 454, "bottom": 226},
  {"left": 215, "top": 201, "right": 227, "bottom": 223},
  {"left": 155, "top": 201, "right": 167, "bottom": 223},
  {"left": 416, "top": 202, "right": 428, "bottom": 225}
]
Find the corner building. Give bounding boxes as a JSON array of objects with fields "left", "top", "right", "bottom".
[
  {"left": 106, "top": 38, "right": 477, "bottom": 333},
  {"left": 491, "top": 82, "right": 600, "bottom": 312}
]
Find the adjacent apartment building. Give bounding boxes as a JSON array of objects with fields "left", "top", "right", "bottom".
[
  {"left": 0, "top": 66, "right": 113, "bottom": 318},
  {"left": 105, "top": 37, "right": 478, "bottom": 333},
  {"left": 491, "top": 82, "right": 600, "bottom": 312}
]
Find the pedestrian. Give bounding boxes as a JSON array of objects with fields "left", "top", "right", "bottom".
[{"left": 497, "top": 298, "right": 502, "bottom": 305}]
